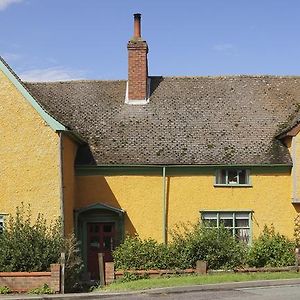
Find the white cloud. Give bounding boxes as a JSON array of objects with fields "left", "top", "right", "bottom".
[
  {"left": 0, "top": 0, "right": 23, "bottom": 11},
  {"left": 213, "top": 43, "right": 235, "bottom": 52},
  {"left": 19, "top": 66, "right": 86, "bottom": 82}
]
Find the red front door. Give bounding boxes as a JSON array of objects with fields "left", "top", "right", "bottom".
[{"left": 87, "top": 222, "right": 115, "bottom": 280}]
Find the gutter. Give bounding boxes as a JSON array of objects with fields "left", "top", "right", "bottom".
[{"left": 76, "top": 163, "right": 293, "bottom": 169}]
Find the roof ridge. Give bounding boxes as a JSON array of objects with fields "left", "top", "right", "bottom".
[
  {"left": 24, "top": 79, "right": 127, "bottom": 84},
  {"left": 160, "top": 75, "right": 300, "bottom": 79}
]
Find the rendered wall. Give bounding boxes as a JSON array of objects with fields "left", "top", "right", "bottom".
[
  {"left": 75, "top": 170, "right": 300, "bottom": 242},
  {"left": 75, "top": 176, "right": 163, "bottom": 241},
  {"left": 62, "top": 135, "right": 78, "bottom": 235},
  {"left": 291, "top": 134, "right": 300, "bottom": 202},
  {"left": 0, "top": 69, "right": 61, "bottom": 223}
]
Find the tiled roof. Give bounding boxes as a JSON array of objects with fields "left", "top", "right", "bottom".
[{"left": 24, "top": 76, "right": 300, "bottom": 166}]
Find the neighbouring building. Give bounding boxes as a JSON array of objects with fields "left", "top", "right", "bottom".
[{"left": 1, "top": 14, "right": 300, "bottom": 279}]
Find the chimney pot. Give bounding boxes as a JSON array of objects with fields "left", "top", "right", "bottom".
[
  {"left": 127, "top": 13, "right": 149, "bottom": 103},
  {"left": 134, "top": 13, "right": 142, "bottom": 39}
]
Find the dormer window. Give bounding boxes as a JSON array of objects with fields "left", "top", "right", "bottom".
[{"left": 215, "top": 169, "right": 250, "bottom": 186}]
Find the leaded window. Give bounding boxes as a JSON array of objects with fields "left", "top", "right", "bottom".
[{"left": 201, "top": 211, "right": 252, "bottom": 244}]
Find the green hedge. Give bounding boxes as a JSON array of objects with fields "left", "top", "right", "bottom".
[
  {"left": 113, "top": 223, "right": 296, "bottom": 272},
  {"left": 171, "top": 223, "right": 247, "bottom": 270},
  {"left": 0, "top": 205, "right": 83, "bottom": 292},
  {"left": 113, "top": 224, "right": 246, "bottom": 271},
  {"left": 247, "top": 225, "right": 295, "bottom": 267}
]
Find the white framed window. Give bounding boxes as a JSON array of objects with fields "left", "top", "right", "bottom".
[
  {"left": 215, "top": 169, "right": 250, "bottom": 186},
  {"left": 201, "top": 211, "right": 252, "bottom": 244}
]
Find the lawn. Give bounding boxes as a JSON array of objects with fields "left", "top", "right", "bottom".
[{"left": 98, "top": 271, "right": 300, "bottom": 292}]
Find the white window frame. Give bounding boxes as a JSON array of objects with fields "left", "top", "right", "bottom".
[
  {"left": 201, "top": 210, "right": 252, "bottom": 244},
  {"left": 215, "top": 169, "right": 251, "bottom": 186}
]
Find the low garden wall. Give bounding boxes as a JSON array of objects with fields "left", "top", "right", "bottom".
[
  {"left": 105, "top": 262, "right": 300, "bottom": 285},
  {"left": 0, "top": 264, "right": 60, "bottom": 293},
  {"left": 105, "top": 260, "right": 207, "bottom": 284}
]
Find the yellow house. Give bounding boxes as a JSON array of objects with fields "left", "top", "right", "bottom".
[{"left": 1, "top": 14, "right": 300, "bottom": 278}]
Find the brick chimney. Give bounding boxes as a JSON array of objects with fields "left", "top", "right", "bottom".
[{"left": 126, "top": 13, "right": 149, "bottom": 104}]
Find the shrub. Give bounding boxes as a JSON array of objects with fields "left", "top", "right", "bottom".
[
  {"left": 113, "top": 223, "right": 246, "bottom": 271},
  {"left": 0, "top": 286, "right": 11, "bottom": 294},
  {"left": 113, "top": 235, "right": 174, "bottom": 270},
  {"left": 171, "top": 223, "right": 247, "bottom": 270},
  {"left": 0, "top": 204, "right": 63, "bottom": 272},
  {"left": 247, "top": 225, "right": 295, "bottom": 267},
  {"left": 61, "top": 234, "right": 84, "bottom": 292},
  {"left": 28, "top": 283, "right": 54, "bottom": 294},
  {"left": 0, "top": 205, "right": 83, "bottom": 292}
]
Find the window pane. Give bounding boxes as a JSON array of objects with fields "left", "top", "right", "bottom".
[
  {"left": 236, "top": 212, "right": 250, "bottom": 219},
  {"left": 220, "top": 219, "right": 233, "bottom": 227},
  {"left": 103, "top": 225, "right": 112, "bottom": 233},
  {"left": 238, "top": 170, "right": 247, "bottom": 184},
  {"left": 104, "top": 237, "right": 113, "bottom": 250},
  {"left": 220, "top": 212, "right": 232, "bottom": 218},
  {"left": 221, "top": 170, "right": 227, "bottom": 184},
  {"left": 235, "top": 219, "right": 249, "bottom": 227},
  {"left": 228, "top": 170, "right": 238, "bottom": 184},
  {"left": 90, "top": 237, "right": 100, "bottom": 249},
  {"left": 226, "top": 228, "right": 234, "bottom": 236},
  {"left": 203, "top": 219, "right": 217, "bottom": 227},
  {"left": 236, "top": 228, "right": 250, "bottom": 243}
]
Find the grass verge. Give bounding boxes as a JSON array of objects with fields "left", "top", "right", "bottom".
[{"left": 98, "top": 272, "right": 300, "bottom": 292}]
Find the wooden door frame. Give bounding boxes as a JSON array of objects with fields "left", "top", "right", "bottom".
[{"left": 74, "top": 203, "right": 125, "bottom": 274}]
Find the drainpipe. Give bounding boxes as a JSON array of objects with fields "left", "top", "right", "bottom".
[
  {"left": 162, "top": 166, "right": 167, "bottom": 244},
  {"left": 59, "top": 132, "right": 65, "bottom": 236}
]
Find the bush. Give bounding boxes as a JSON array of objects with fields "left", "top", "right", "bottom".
[
  {"left": 0, "top": 205, "right": 83, "bottom": 292},
  {"left": 0, "top": 204, "right": 63, "bottom": 272},
  {"left": 171, "top": 223, "right": 246, "bottom": 270},
  {"left": 28, "top": 283, "right": 54, "bottom": 294},
  {"left": 247, "top": 225, "right": 295, "bottom": 267},
  {"left": 113, "top": 235, "right": 175, "bottom": 270},
  {"left": 62, "top": 234, "right": 84, "bottom": 292},
  {"left": 0, "top": 286, "right": 11, "bottom": 294},
  {"left": 113, "top": 223, "right": 246, "bottom": 271}
]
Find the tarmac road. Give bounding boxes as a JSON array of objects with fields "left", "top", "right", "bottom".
[
  {"left": 1, "top": 279, "right": 300, "bottom": 300},
  {"left": 104, "top": 285, "right": 300, "bottom": 299}
]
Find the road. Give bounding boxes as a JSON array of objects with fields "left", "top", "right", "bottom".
[{"left": 101, "top": 284, "right": 300, "bottom": 300}]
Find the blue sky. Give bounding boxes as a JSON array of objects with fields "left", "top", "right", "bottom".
[{"left": 1, "top": 0, "right": 300, "bottom": 81}]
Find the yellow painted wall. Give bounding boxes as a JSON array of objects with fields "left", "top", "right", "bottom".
[
  {"left": 291, "top": 134, "right": 300, "bottom": 202},
  {"left": 0, "top": 69, "right": 61, "bottom": 223},
  {"left": 168, "top": 172, "right": 299, "bottom": 239},
  {"left": 75, "top": 171, "right": 300, "bottom": 242},
  {"left": 62, "top": 135, "right": 78, "bottom": 235},
  {"left": 75, "top": 176, "right": 163, "bottom": 241}
]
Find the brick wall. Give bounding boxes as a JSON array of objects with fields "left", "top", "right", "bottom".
[
  {"left": 106, "top": 261, "right": 207, "bottom": 284},
  {"left": 127, "top": 40, "right": 148, "bottom": 100},
  {"left": 0, "top": 264, "right": 60, "bottom": 293}
]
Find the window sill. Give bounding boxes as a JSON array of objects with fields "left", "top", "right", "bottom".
[{"left": 214, "top": 184, "right": 252, "bottom": 188}]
